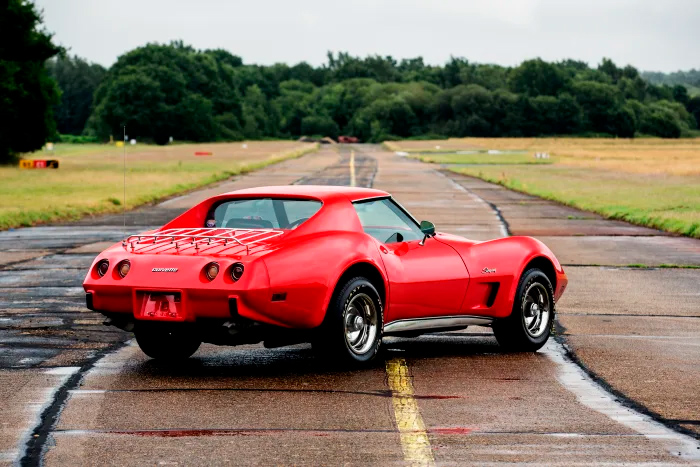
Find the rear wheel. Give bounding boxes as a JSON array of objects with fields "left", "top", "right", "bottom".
[
  {"left": 313, "top": 277, "right": 383, "bottom": 364},
  {"left": 134, "top": 322, "right": 201, "bottom": 361},
  {"left": 493, "top": 268, "right": 553, "bottom": 352}
]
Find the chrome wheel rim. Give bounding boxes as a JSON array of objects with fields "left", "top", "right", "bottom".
[
  {"left": 523, "top": 283, "right": 551, "bottom": 338},
  {"left": 344, "top": 293, "right": 378, "bottom": 355}
]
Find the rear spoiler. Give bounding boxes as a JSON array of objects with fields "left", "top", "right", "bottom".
[{"left": 122, "top": 228, "right": 284, "bottom": 255}]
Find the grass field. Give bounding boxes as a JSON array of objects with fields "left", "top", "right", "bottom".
[
  {"left": 0, "top": 141, "right": 317, "bottom": 230},
  {"left": 386, "top": 138, "right": 700, "bottom": 238}
]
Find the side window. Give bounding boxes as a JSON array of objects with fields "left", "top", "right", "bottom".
[
  {"left": 353, "top": 198, "right": 423, "bottom": 243},
  {"left": 282, "top": 200, "right": 322, "bottom": 227}
]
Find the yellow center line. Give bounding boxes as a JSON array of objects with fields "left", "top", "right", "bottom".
[
  {"left": 386, "top": 358, "right": 435, "bottom": 466},
  {"left": 350, "top": 150, "right": 356, "bottom": 187}
]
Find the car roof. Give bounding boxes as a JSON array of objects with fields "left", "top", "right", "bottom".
[{"left": 222, "top": 185, "right": 389, "bottom": 202}]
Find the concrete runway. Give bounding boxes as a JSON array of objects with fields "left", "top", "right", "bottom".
[{"left": 1, "top": 145, "right": 698, "bottom": 465}]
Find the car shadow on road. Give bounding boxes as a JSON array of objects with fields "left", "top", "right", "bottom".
[{"left": 125, "top": 332, "right": 536, "bottom": 382}]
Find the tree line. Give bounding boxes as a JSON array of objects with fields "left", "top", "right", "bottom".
[
  {"left": 62, "top": 45, "right": 700, "bottom": 144},
  {"left": 1, "top": 0, "right": 699, "bottom": 164}
]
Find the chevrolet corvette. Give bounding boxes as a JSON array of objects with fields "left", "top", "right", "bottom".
[{"left": 83, "top": 186, "right": 567, "bottom": 364}]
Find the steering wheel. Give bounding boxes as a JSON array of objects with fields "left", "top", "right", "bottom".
[{"left": 286, "top": 218, "right": 309, "bottom": 229}]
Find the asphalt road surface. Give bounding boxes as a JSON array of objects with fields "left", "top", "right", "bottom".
[{"left": 1, "top": 145, "right": 698, "bottom": 466}]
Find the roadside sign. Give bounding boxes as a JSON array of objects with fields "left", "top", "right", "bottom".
[{"left": 19, "top": 159, "right": 59, "bottom": 169}]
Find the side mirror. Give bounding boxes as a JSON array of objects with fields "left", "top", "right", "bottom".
[{"left": 419, "top": 220, "right": 435, "bottom": 246}]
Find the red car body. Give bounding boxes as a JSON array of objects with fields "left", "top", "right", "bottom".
[{"left": 84, "top": 186, "right": 567, "bottom": 353}]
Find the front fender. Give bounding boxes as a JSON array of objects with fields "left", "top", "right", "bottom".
[{"left": 445, "top": 235, "right": 563, "bottom": 318}]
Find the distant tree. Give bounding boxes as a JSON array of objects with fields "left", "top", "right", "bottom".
[
  {"left": 450, "top": 84, "right": 494, "bottom": 136},
  {"left": 646, "top": 84, "right": 674, "bottom": 101},
  {"left": 598, "top": 58, "right": 622, "bottom": 83},
  {"left": 687, "top": 96, "right": 700, "bottom": 129},
  {"left": 618, "top": 76, "right": 647, "bottom": 101},
  {"left": 46, "top": 55, "right": 106, "bottom": 135},
  {"left": 300, "top": 115, "right": 339, "bottom": 138},
  {"left": 610, "top": 104, "right": 637, "bottom": 138},
  {"left": 203, "top": 49, "right": 242, "bottom": 68},
  {"left": 672, "top": 85, "right": 690, "bottom": 106},
  {"left": 509, "top": 59, "right": 568, "bottom": 96},
  {"left": 0, "top": 0, "right": 61, "bottom": 162},
  {"left": 640, "top": 110, "right": 682, "bottom": 138},
  {"left": 570, "top": 81, "right": 623, "bottom": 135}
]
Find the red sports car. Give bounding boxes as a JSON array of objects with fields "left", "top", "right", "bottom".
[{"left": 84, "top": 186, "right": 567, "bottom": 364}]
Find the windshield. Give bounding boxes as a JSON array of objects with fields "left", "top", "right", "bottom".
[{"left": 207, "top": 198, "right": 322, "bottom": 229}]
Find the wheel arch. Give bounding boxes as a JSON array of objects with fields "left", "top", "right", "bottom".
[
  {"left": 521, "top": 256, "right": 557, "bottom": 293},
  {"left": 326, "top": 261, "right": 387, "bottom": 318}
]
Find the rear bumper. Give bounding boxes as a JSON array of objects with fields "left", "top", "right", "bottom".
[
  {"left": 84, "top": 285, "right": 291, "bottom": 327},
  {"left": 84, "top": 282, "right": 322, "bottom": 329}
]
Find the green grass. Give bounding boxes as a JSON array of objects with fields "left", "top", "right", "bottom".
[
  {"left": 413, "top": 151, "right": 553, "bottom": 165},
  {"left": 0, "top": 142, "right": 318, "bottom": 230},
  {"left": 449, "top": 164, "right": 700, "bottom": 238}
]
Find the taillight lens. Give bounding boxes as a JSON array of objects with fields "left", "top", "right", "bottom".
[
  {"left": 205, "top": 262, "right": 219, "bottom": 281},
  {"left": 96, "top": 259, "right": 109, "bottom": 277},
  {"left": 231, "top": 263, "right": 244, "bottom": 281},
  {"left": 117, "top": 260, "right": 130, "bottom": 278}
]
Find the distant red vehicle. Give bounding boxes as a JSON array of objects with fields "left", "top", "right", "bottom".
[
  {"left": 338, "top": 135, "right": 359, "bottom": 143},
  {"left": 84, "top": 186, "right": 567, "bottom": 364}
]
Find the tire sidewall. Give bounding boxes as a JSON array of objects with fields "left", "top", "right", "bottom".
[
  {"left": 134, "top": 322, "right": 201, "bottom": 360},
  {"left": 334, "top": 278, "right": 383, "bottom": 363},
  {"left": 514, "top": 269, "right": 554, "bottom": 346}
]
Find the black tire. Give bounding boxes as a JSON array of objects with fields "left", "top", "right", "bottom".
[
  {"left": 134, "top": 322, "right": 201, "bottom": 361},
  {"left": 493, "top": 268, "right": 554, "bottom": 352},
  {"left": 313, "top": 277, "right": 383, "bottom": 365}
]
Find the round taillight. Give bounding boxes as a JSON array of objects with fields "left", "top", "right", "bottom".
[
  {"left": 231, "top": 263, "right": 244, "bottom": 281},
  {"left": 205, "top": 262, "right": 219, "bottom": 281},
  {"left": 96, "top": 259, "right": 109, "bottom": 277},
  {"left": 117, "top": 260, "right": 130, "bottom": 278}
]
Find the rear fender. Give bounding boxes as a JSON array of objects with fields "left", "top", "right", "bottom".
[{"left": 261, "top": 232, "right": 386, "bottom": 328}]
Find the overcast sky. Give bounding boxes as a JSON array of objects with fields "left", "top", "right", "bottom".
[{"left": 33, "top": 0, "right": 699, "bottom": 72}]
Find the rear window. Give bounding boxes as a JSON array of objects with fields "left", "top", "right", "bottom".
[{"left": 208, "top": 198, "right": 322, "bottom": 229}]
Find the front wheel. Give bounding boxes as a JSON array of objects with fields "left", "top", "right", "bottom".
[
  {"left": 313, "top": 277, "right": 383, "bottom": 364},
  {"left": 493, "top": 268, "right": 554, "bottom": 352},
  {"left": 134, "top": 322, "right": 201, "bottom": 361}
]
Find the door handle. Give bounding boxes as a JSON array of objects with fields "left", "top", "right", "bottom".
[{"left": 379, "top": 246, "right": 389, "bottom": 254}]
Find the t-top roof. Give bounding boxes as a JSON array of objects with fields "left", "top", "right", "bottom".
[{"left": 223, "top": 185, "right": 390, "bottom": 202}]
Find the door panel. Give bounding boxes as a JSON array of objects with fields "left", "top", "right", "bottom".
[{"left": 380, "top": 239, "right": 469, "bottom": 322}]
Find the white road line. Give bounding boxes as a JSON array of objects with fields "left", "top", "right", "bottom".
[
  {"left": 13, "top": 367, "right": 82, "bottom": 464},
  {"left": 544, "top": 341, "right": 700, "bottom": 461},
  {"left": 435, "top": 170, "right": 509, "bottom": 238}
]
